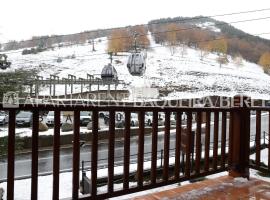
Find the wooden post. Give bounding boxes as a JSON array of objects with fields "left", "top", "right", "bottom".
[
  {"left": 229, "top": 95, "right": 250, "bottom": 178},
  {"left": 53, "top": 82, "right": 56, "bottom": 97},
  {"left": 34, "top": 76, "right": 42, "bottom": 97},
  {"left": 68, "top": 74, "right": 76, "bottom": 95},
  {"left": 71, "top": 81, "right": 73, "bottom": 94},
  {"left": 30, "top": 84, "right": 33, "bottom": 96},
  {"left": 107, "top": 84, "right": 110, "bottom": 99},
  {"left": 49, "top": 78, "right": 52, "bottom": 96},
  {"left": 87, "top": 74, "right": 92, "bottom": 92},
  {"left": 114, "top": 84, "right": 117, "bottom": 100},
  {"left": 35, "top": 81, "right": 39, "bottom": 97},
  {"left": 79, "top": 78, "right": 84, "bottom": 94},
  {"left": 63, "top": 78, "right": 67, "bottom": 96}
]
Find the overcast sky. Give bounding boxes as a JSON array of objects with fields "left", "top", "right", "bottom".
[{"left": 1, "top": 0, "right": 270, "bottom": 42}]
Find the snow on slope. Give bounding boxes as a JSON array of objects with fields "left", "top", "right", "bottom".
[
  {"left": 4, "top": 34, "right": 270, "bottom": 100},
  {"left": 195, "top": 22, "right": 221, "bottom": 32}
]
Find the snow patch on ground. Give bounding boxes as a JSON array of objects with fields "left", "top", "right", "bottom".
[
  {"left": 250, "top": 148, "right": 269, "bottom": 166},
  {"left": 3, "top": 34, "right": 270, "bottom": 100},
  {"left": 195, "top": 22, "right": 221, "bottom": 32}
]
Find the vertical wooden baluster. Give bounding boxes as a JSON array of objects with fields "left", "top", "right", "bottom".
[
  {"left": 52, "top": 110, "right": 61, "bottom": 200},
  {"left": 7, "top": 110, "right": 16, "bottom": 200},
  {"left": 204, "top": 112, "right": 211, "bottom": 172},
  {"left": 256, "top": 110, "right": 261, "bottom": 167},
  {"left": 163, "top": 111, "right": 170, "bottom": 182},
  {"left": 185, "top": 112, "right": 192, "bottom": 178},
  {"left": 151, "top": 111, "right": 158, "bottom": 184},
  {"left": 137, "top": 111, "right": 145, "bottom": 188},
  {"left": 31, "top": 110, "right": 39, "bottom": 200},
  {"left": 213, "top": 112, "right": 219, "bottom": 170},
  {"left": 174, "top": 112, "right": 182, "bottom": 180},
  {"left": 72, "top": 110, "right": 80, "bottom": 199},
  {"left": 195, "top": 112, "right": 202, "bottom": 174},
  {"left": 108, "top": 111, "right": 115, "bottom": 193},
  {"left": 228, "top": 112, "right": 233, "bottom": 167},
  {"left": 123, "top": 111, "right": 130, "bottom": 190},
  {"left": 245, "top": 108, "right": 251, "bottom": 173},
  {"left": 268, "top": 111, "right": 270, "bottom": 171},
  {"left": 221, "top": 112, "right": 227, "bottom": 169},
  {"left": 91, "top": 110, "right": 99, "bottom": 198}
]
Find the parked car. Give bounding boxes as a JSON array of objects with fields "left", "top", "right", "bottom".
[
  {"left": 115, "top": 112, "right": 125, "bottom": 128},
  {"left": 104, "top": 112, "right": 125, "bottom": 128},
  {"left": 265, "top": 100, "right": 270, "bottom": 107},
  {"left": 145, "top": 112, "right": 153, "bottom": 126},
  {"left": 145, "top": 112, "right": 175, "bottom": 126},
  {"left": 16, "top": 111, "right": 32, "bottom": 127},
  {"left": 80, "top": 111, "right": 92, "bottom": 126},
  {"left": 143, "top": 112, "right": 180, "bottom": 126},
  {"left": 0, "top": 112, "right": 8, "bottom": 125},
  {"left": 158, "top": 113, "right": 165, "bottom": 126},
  {"left": 45, "top": 111, "right": 64, "bottom": 126},
  {"left": 170, "top": 113, "right": 176, "bottom": 125}
]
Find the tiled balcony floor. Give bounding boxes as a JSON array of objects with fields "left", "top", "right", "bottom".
[{"left": 133, "top": 176, "right": 270, "bottom": 199}]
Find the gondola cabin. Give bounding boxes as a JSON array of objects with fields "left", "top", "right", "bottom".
[
  {"left": 0, "top": 54, "right": 11, "bottom": 70},
  {"left": 127, "top": 52, "right": 146, "bottom": 76},
  {"left": 101, "top": 63, "right": 118, "bottom": 81}
]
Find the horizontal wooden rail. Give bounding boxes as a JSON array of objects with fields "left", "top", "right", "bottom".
[{"left": 2, "top": 104, "right": 253, "bottom": 200}]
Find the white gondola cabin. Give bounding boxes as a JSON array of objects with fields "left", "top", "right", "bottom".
[{"left": 127, "top": 52, "right": 146, "bottom": 76}]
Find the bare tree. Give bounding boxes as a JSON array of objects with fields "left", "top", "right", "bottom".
[
  {"left": 179, "top": 43, "right": 187, "bottom": 58},
  {"left": 209, "top": 38, "right": 228, "bottom": 67},
  {"left": 107, "top": 29, "right": 132, "bottom": 55},
  {"left": 166, "top": 23, "right": 178, "bottom": 56},
  {"left": 198, "top": 42, "right": 210, "bottom": 61},
  {"left": 258, "top": 52, "right": 270, "bottom": 74},
  {"left": 233, "top": 54, "right": 244, "bottom": 67}
]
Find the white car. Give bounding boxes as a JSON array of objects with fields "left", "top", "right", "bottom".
[
  {"left": 80, "top": 111, "right": 92, "bottom": 126},
  {"left": 45, "top": 111, "right": 64, "bottom": 126},
  {"left": 16, "top": 111, "right": 32, "bottom": 127},
  {"left": 0, "top": 112, "right": 8, "bottom": 125}
]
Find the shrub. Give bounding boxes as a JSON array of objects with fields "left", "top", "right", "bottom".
[{"left": 21, "top": 47, "right": 46, "bottom": 55}]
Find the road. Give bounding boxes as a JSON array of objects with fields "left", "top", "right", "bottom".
[{"left": 0, "top": 113, "right": 268, "bottom": 180}]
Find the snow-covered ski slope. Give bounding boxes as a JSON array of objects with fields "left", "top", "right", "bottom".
[{"left": 4, "top": 34, "right": 270, "bottom": 100}]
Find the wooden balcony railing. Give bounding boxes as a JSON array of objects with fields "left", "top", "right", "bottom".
[
  {"left": 1, "top": 97, "right": 269, "bottom": 200},
  {"left": 249, "top": 107, "right": 270, "bottom": 172}
]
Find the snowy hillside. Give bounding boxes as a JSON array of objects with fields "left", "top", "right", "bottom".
[{"left": 4, "top": 34, "right": 270, "bottom": 100}]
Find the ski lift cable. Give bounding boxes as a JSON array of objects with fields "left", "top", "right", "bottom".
[
  {"left": 12, "top": 31, "right": 270, "bottom": 65},
  {"left": 98, "top": 16, "right": 270, "bottom": 43},
  {"left": 1, "top": 8, "right": 270, "bottom": 51},
  {"left": 3, "top": 15, "right": 270, "bottom": 58}
]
